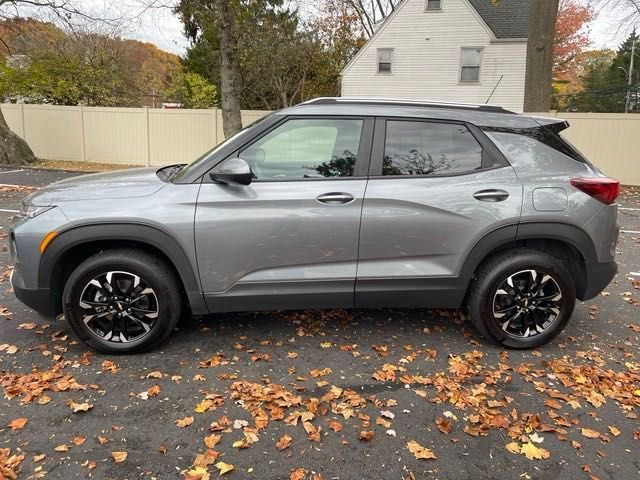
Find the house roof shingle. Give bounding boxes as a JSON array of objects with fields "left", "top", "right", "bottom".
[{"left": 468, "top": 0, "right": 529, "bottom": 39}]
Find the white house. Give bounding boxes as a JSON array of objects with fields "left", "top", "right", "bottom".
[{"left": 341, "top": 0, "right": 529, "bottom": 112}]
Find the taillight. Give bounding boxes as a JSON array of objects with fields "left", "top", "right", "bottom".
[{"left": 570, "top": 177, "right": 619, "bottom": 205}]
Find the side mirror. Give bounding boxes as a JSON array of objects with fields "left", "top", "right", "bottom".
[{"left": 210, "top": 158, "right": 253, "bottom": 186}]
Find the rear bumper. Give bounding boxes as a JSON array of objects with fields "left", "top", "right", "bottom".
[
  {"left": 10, "top": 267, "right": 56, "bottom": 318},
  {"left": 581, "top": 260, "right": 617, "bottom": 301}
]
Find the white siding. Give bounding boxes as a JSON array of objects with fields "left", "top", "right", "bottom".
[{"left": 341, "top": 0, "right": 527, "bottom": 112}]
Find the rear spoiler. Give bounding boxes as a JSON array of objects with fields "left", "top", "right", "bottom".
[{"left": 530, "top": 116, "right": 570, "bottom": 133}]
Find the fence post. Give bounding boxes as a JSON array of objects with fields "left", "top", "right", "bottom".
[
  {"left": 79, "top": 104, "right": 86, "bottom": 162},
  {"left": 19, "top": 103, "right": 26, "bottom": 139},
  {"left": 144, "top": 106, "right": 151, "bottom": 167},
  {"left": 210, "top": 108, "right": 217, "bottom": 147}
]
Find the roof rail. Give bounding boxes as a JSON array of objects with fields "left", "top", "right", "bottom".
[{"left": 301, "top": 97, "right": 515, "bottom": 114}]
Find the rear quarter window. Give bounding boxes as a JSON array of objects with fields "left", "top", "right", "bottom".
[{"left": 485, "top": 130, "right": 593, "bottom": 174}]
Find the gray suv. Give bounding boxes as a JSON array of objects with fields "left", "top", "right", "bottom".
[{"left": 10, "top": 98, "right": 619, "bottom": 353}]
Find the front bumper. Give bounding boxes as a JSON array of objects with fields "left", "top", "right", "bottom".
[
  {"left": 581, "top": 260, "right": 617, "bottom": 301},
  {"left": 10, "top": 265, "right": 56, "bottom": 318}
]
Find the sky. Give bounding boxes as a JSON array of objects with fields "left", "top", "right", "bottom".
[{"left": 13, "top": 0, "right": 638, "bottom": 57}]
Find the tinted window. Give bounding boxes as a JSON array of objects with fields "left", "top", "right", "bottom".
[
  {"left": 240, "top": 118, "right": 363, "bottom": 180},
  {"left": 383, "top": 121, "right": 483, "bottom": 176}
]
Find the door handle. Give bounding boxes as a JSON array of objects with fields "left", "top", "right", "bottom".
[
  {"left": 316, "top": 192, "right": 355, "bottom": 205},
  {"left": 473, "top": 189, "right": 510, "bottom": 202}
]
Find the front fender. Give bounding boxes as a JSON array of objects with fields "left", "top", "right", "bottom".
[{"left": 39, "top": 222, "right": 207, "bottom": 315}]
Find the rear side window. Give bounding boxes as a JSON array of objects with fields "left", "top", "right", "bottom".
[
  {"left": 383, "top": 120, "right": 483, "bottom": 176},
  {"left": 485, "top": 130, "right": 589, "bottom": 172}
]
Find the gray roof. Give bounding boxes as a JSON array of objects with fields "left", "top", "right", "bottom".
[{"left": 468, "top": 0, "right": 529, "bottom": 39}]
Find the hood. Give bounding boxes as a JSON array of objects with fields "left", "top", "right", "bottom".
[{"left": 26, "top": 167, "right": 166, "bottom": 205}]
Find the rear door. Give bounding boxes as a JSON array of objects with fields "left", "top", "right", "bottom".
[
  {"left": 195, "top": 116, "right": 373, "bottom": 311},
  {"left": 355, "top": 117, "right": 523, "bottom": 307}
]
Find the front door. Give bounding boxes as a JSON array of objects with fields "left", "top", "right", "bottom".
[
  {"left": 356, "top": 118, "right": 523, "bottom": 307},
  {"left": 195, "top": 116, "right": 373, "bottom": 312}
]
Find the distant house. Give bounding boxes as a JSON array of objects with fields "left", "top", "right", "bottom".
[{"left": 341, "top": 0, "right": 529, "bottom": 112}]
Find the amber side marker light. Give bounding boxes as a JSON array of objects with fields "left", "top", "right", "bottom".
[{"left": 39, "top": 231, "right": 57, "bottom": 253}]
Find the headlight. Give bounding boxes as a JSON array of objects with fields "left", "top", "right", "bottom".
[{"left": 20, "top": 204, "right": 54, "bottom": 219}]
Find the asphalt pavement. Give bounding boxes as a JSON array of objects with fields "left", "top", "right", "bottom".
[{"left": 0, "top": 166, "right": 638, "bottom": 480}]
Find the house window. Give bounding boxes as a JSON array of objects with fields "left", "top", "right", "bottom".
[
  {"left": 460, "top": 47, "right": 482, "bottom": 82},
  {"left": 377, "top": 48, "right": 393, "bottom": 74},
  {"left": 426, "top": 0, "right": 442, "bottom": 10}
]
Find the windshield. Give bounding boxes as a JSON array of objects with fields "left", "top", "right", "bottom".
[{"left": 172, "top": 114, "right": 272, "bottom": 182}]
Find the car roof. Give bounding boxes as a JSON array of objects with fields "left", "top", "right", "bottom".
[{"left": 279, "top": 97, "right": 542, "bottom": 129}]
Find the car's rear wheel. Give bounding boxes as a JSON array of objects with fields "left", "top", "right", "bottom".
[
  {"left": 467, "top": 249, "right": 576, "bottom": 349},
  {"left": 63, "top": 249, "right": 182, "bottom": 354}
]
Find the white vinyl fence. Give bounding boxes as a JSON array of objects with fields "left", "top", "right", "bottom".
[
  {"left": 1, "top": 104, "right": 639, "bottom": 185},
  {"left": 1, "top": 103, "right": 269, "bottom": 167}
]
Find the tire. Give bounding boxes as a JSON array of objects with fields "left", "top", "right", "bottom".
[
  {"left": 63, "top": 249, "right": 182, "bottom": 354},
  {"left": 467, "top": 248, "right": 576, "bottom": 349}
]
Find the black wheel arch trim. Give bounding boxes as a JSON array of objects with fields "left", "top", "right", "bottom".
[
  {"left": 38, "top": 222, "right": 208, "bottom": 315},
  {"left": 460, "top": 221, "right": 597, "bottom": 287}
]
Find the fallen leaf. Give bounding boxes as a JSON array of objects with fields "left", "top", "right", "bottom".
[
  {"left": 71, "top": 436, "right": 86, "bottom": 446},
  {"left": 54, "top": 444, "right": 69, "bottom": 452},
  {"left": 328, "top": 420, "right": 342, "bottom": 432},
  {"left": 435, "top": 416, "right": 451, "bottom": 434},
  {"left": 215, "top": 461, "right": 234, "bottom": 475},
  {"left": 176, "top": 416, "right": 195, "bottom": 428},
  {"left": 67, "top": 400, "right": 93, "bottom": 413},
  {"left": 184, "top": 465, "right": 210, "bottom": 480},
  {"left": 581, "top": 428, "right": 601, "bottom": 439},
  {"left": 407, "top": 440, "right": 436, "bottom": 460},
  {"left": 290, "top": 468, "right": 306, "bottom": 480},
  {"left": 359, "top": 430, "right": 374, "bottom": 441},
  {"left": 8, "top": 418, "right": 27, "bottom": 430},
  {"left": 111, "top": 451, "right": 127, "bottom": 463},
  {"left": 520, "top": 442, "right": 550, "bottom": 460},
  {"left": 608, "top": 426, "right": 621, "bottom": 437},
  {"left": 276, "top": 434, "right": 292, "bottom": 451},
  {"left": 204, "top": 434, "right": 222, "bottom": 449}
]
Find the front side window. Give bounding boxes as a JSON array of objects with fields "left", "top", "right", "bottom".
[
  {"left": 383, "top": 120, "right": 483, "bottom": 176},
  {"left": 460, "top": 47, "right": 482, "bottom": 82},
  {"left": 426, "top": 0, "right": 442, "bottom": 10},
  {"left": 239, "top": 118, "right": 363, "bottom": 180},
  {"left": 377, "top": 48, "right": 393, "bottom": 74}
]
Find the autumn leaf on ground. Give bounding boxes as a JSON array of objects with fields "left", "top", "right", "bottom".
[
  {"left": 608, "top": 426, "right": 621, "bottom": 437},
  {"left": 276, "top": 434, "right": 292, "bottom": 450},
  {"left": 184, "top": 466, "right": 210, "bottom": 480},
  {"left": 111, "top": 451, "right": 127, "bottom": 463},
  {"left": 71, "top": 436, "right": 86, "bottom": 446},
  {"left": 8, "top": 418, "right": 27, "bottom": 430},
  {"left": 309, "top": 368, "right": 332, "bottom": 378},
  {"left": 204, "top": 434, "right": 221, "bottom": 449},
  {"left": 290, "top": 468, "right": 306, "bottom": 480},
  {"left": 176, "top": 416, "right": 195, "bottom": 428},
  {"left": 67, "top": 400, "right": 94, "bottom": 413},
  {"left": 215, "top": 461, "right": 234, "bottom": 475},
  {"left": 581, "top": 428, "right": 601, "bottom": 439},
  {"left": 54, "top": 444, "right": 69, "bottom": 452},
  {"left": 101, "top": 360, "right": 118, "bottom": 373},
  {"left": 359, "top": 430, "right": 374, "bottom": 441},
  {"left": 0, "top": 344, "right": 18, "bottom": 354},
  {"left": 520, "top": 442, "right": 550, "bottom": 460},
  {"left": 407, "top": 440, "right": 436, "bottom": 460},
  {"left": 328, "top": 420, "right": 342, "bottom": 432},
  {"left": 435, "top": 417, "right": 451, "bottom": 434},
  {"left": 147, "top": 385, "right": 161, "bottom": 397}
]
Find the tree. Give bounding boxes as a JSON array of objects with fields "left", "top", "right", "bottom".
[
  {"left": 0, "top": 0, "right": 121, "bottom": 165},
  {"left": 524, "top": 0, "right": 560, "bottom": 112},
  {"left": 337, "top": 0, "right": 401, "bottom": 38},
  {"left": 176, "top": 0, "right": 284, "bottom": 137},
  {"left": 554, "top": 0, "right": 593, "bottom": 79},
  {"left": 180, "top": 71, "right": 217, "bottom": 108},
  {"left": 572, "top": 33, "right": 638, "bottom": 112}
]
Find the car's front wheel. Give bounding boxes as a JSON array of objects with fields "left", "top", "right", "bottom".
[
  {"left": 63, "top": 249, "right": 182, "bottom": 354},
  {"left": 468, "top": 249, "right": 576, "bottom": 349}
]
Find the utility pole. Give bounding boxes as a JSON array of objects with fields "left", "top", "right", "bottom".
[{"left": 625, "top": 35, "right": 636, "bottom": 114}]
